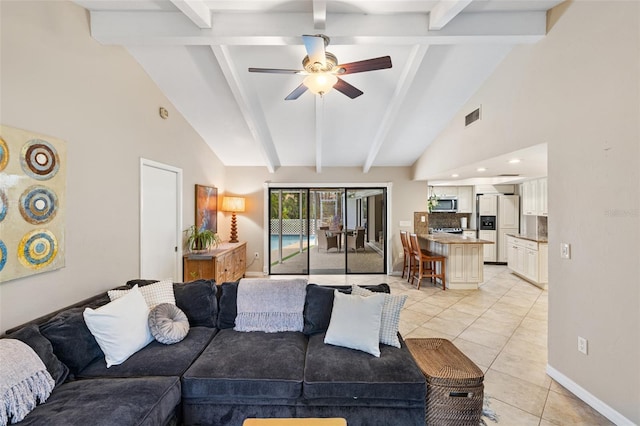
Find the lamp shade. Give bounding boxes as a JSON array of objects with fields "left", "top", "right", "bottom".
[
  {"left": 303, "top": 73, "right": 338, "bottom": 95},
  {"left": 222, "top": 196, "right": 245, "bottom": 213}
]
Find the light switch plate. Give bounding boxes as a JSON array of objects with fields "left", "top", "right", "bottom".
[
  {"left": 560, "top": 243, "right": 571, "bottom": 259},
  {"left": 421, "top": 216, "right": 426, "bottom": 223}
]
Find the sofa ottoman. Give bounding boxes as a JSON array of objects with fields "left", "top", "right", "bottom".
[{"left": 15, "top": 376, "right": 181, "bottom": 426}]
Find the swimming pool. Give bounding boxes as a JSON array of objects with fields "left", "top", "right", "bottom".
[{"left": 270, "top": 234, "right": 316, "bottom": 248}]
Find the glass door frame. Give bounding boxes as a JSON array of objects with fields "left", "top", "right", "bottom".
[{"left": 264, "top": 182, "right": 392, "bottom": 275}]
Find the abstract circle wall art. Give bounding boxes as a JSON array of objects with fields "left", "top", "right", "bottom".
[
  {"left": 20, "top": 139, "right": 60, "bottom": 180},
  {"left": 0, "top": 137, "right": 8, "bottom": 171},
  {"left": 18, "top": 230, "right": 58, "bottom": 270},
  {"left": 1, "top": 125, "right": 66, "bottom": 283},
  {"left": 0, "top": 240, "right": 7, "bottom": 272},
  {"left": 0, "top": 189, "right": 7, "bottom": 222},
  {"left": 19, "top": 185, "right": 58, "bottom": 224}
]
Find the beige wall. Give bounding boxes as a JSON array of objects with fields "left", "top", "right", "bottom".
[
  {"left": 0, "top": 1, "right": 226, "bottom": 332},
  {"left": 224, "top": 166, "right": 426, "bottom": 275},
  {"left": 414, "top": 1, "right": 640, "bottom": 423}
]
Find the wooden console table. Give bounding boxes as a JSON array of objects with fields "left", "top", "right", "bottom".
[{"left": 183, "top": 241, "right": 246, "bottom": 283}]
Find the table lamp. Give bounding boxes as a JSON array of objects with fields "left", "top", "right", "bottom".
[{"left": 221, "top": 196, "right": 245, "bottom": 243}]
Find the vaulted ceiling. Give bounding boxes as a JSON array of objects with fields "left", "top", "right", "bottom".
[{"left": 75, "top": 0, "right": 563, "bottom": 173}]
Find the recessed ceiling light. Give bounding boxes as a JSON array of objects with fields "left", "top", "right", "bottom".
[
  {"left": 477, "top": 167, "right": 486, "bottom": 172},
  {"left": 508, "top": 158, "right": 521, "bottom": 164},
  {"left": 451, "top": 174, "right": 459, "bottom": 178}
]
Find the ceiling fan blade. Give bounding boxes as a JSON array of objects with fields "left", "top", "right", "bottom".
[
  {"left": 335, "top": 56, "right": 392, "bottom": 75},
  {"left": 302, "top": 34, "right": 326, "bottom": 68},
  {"left": 334, "top": 78, "right": 363, "bottom": 99},
  {"left": 248, "top": 67, "right": 303, "bottom": 74},
  {"left": 285, "top": 83, "right": 308, "bottom": 100}
]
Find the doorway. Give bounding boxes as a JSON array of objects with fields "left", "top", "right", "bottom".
[
  {"left": 140, "top": 159, "right": 182, "bottom": 281},
  {"left": 268, "top": 186, "right": 386, "bottom": 275}
]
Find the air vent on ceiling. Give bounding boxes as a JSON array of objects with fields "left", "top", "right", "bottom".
[
  {"left": 465, "top": 106, "right": 481, "bottom": 127},
  {"left": 498, "top": 174, "right": 520, "bottom": 177}
]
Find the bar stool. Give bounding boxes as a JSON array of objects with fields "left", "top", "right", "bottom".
[
  {"left": 409, "top": 233, "right": 446, "bottom": 290},
  {"left": 400, "top": 231, "right": 412, "bottom": 282}
]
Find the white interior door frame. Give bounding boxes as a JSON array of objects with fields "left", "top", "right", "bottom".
[{"left": 140, "top": 158, "right": 183, "bottom": 280}]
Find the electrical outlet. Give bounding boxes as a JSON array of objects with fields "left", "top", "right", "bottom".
[
  {"left": 577, "top": 336, "right": 588, "bottom": 355},
  {"left": 254, "top": 252, "right": 260, "bottom": 259},
  {"left": 560, "top": 243, "right": 571, "bottom": 259},
  {"left": 421, "top": 216, "right": 426, "bottom": 223}
]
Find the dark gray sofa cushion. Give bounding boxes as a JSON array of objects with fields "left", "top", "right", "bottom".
[
  {"left": 182, "top": 328, "right": 307, "bottom": 399},
  {"left": 217, "top": 281, "right": 238, "bottom": 329},
  {"left": 77, "top": 327, "right": 216, "bottom": 378},
  {"left": 303, "top": 333, "right": 426, "bottom": 402},
  {"left": 39, "top": 307, "right": 103, "bottom": 375},
  {"left": 127, "top": 279, "right": 218, "bottom": 328},
  {"left": 15, "top": 376, "right": 181, "bottom": 426},
  {"left": 8, "top": 324, "right": 69, "bottom": 386},
  {"left": 303, "top": 284, "right": 390, "bottom": 335}
]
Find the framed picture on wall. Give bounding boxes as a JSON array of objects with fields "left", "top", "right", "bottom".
[{"left": 195, "top": 184, "right": 217, "bottom": 233}]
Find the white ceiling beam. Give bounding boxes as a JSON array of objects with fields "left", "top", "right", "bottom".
[
  {"left": 90, "top": 11, "right": 547, "bottom": 46},
  {"left": 210, "top": 45, "right": 280, "bottom": 173},
  {"left": 429, "top": 0, "right": 473, "bottom": 31},
  {"left": 315, "top": 96, "right": 323, "bottom": 173},
  {"left": 170, "top": 0, "right": 212, "bottom": 29},
  {"left": 363, "top": 44, "right": 429, "bottom": 173},
  {"left": 313, "top": 0, "right": 327, "bottom": 30}
]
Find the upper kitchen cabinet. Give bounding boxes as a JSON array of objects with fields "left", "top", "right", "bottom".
[
  {"left": 433, "top": 186, "right": 458, "bottom": 197},
  {"left": 522, "top": 178, "right": 547, "bottom": 216},
  {"left": 478, "top": 194, "right": 498, "bottom": 216},
  {"left": 457, "top": 186, "right": 473, "bottom": 213}
]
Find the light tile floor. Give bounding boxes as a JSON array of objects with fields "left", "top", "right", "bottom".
[{"left": 306, "top": 265, "right": 614, "bottom": 426}]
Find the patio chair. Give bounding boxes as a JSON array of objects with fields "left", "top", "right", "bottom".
[
  {"left": 347, "top": 227, "right": 366, "bottom": 252},
  {"left": 317, "top": 229, "right": 339, "bottom": 252}
]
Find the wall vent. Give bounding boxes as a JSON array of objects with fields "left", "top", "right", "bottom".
[
  {"left": 465, "top": 106, "right": 481, "bottom": 127},
  {"left": 498, "top": 174, "right": 520, "bottom": 177}
]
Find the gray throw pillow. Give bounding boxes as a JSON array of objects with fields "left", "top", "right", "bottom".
[{"left": 148, "top": 303, "right": 189, "bottom": 345}]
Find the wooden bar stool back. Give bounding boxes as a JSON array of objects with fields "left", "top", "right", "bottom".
[
  {"left": 400, "top": 231, "right": 412, "bottom": 282},
  {"left": 409, "top": 233, "right": 446, "bottom": 290}
]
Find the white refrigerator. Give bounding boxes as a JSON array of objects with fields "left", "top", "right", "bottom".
[{"left": 477, "top": 194, "right": 519, "bottom": 263}]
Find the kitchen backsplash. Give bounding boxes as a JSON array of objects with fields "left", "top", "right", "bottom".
[
  {"left": 427, "top": 213, "right": 472, "bottom": 229},
  {"left": 414, "top": 212, "right": 430, "bottom": 234}
]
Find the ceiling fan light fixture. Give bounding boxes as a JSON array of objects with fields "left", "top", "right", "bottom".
[{"left": 303, "top": 73, "right": 338, "bottom": 96}]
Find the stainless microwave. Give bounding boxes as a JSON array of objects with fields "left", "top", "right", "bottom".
[{"left": 431, "top": 197, "right": 458, "bottom": 213}]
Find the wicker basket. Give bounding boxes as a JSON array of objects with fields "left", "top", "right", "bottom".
[{"left": 405, "top": 338, "right": 484, "bottom": 426}]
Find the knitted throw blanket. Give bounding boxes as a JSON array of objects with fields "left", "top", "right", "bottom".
[
  {"left": 235, "top": 278, "right": 308, "bottom": 333},
  {"left": 0, "top": 339, "right": 54, "bottom": 425}
]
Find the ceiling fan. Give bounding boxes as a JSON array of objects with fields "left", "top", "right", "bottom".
[{"left": 248, "top": 34, "right": 392, "bottom": 100}]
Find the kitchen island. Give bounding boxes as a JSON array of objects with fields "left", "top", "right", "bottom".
[{"left": 418, "top": 233, "right": 494, "bottom": 290}]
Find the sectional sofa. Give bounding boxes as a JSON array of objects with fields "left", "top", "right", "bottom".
[{"left": 2, "top": 279, "right": 427, "bottom": 426}]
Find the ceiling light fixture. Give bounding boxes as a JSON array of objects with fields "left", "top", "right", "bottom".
[
  {"left": 303, "top": 73, "right": 338, "bottom": 96},
  {"left": 508, "top": 159, "right": 521, "bottom": 164},
  {"left": 451, "top": 174, "right": 459, "bottom": 178},
  {"left": 477, "top": 167, "right": 486, "bottom": 172}
]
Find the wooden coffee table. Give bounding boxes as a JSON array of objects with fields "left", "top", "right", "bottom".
[{"left": 243, "top": 419, "right": 346, "bottom": 426}]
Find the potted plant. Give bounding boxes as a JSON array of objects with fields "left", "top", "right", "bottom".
[
  {"left": 184, "top": 225, "right": 221, "bottom": 253},
  {"left": 427, "top": 194, "right": 439, "bottom": 213}
]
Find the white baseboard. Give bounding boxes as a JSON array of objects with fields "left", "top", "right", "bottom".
[
  {"left": 244, "top": 271, "right": 267, "bottom": 278},
  {"left": 546, "top": 364, "right": 635, "bottom": 425}
]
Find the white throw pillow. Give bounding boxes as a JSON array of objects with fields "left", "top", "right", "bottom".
[
  {"left": 84, "top": 285, "right": 153, "bottom": 367},
  {"left": 324, "top": 290, "right": 385, "bottom": 357},
  {"left": 108, "top": 279, "right": 175, "bottom": 309},
  {"left": 351, "top": 285, "right": 408, "bottom": 348}
]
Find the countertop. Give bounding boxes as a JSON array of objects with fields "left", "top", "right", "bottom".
[
  {"left": 419, "top": 233, "right": 494, "bottom": 245},
  {"left": 507, "top": 233, "right": 548, "bottom": 243}
]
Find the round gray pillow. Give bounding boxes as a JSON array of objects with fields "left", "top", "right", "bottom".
[{"left": 148, "top": 303, "right": 189, "bottom": 345}]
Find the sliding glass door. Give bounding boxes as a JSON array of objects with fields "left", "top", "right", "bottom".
[{"left": 268, "top": 186, "right": 386, "bottom": 275}]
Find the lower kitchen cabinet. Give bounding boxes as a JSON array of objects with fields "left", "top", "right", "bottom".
[
  {"left": 183, "top": 241, "right": 247, "bottom": 283},
  {"left": 506, "top": 235, "right": 547, "bottom": 287}
]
